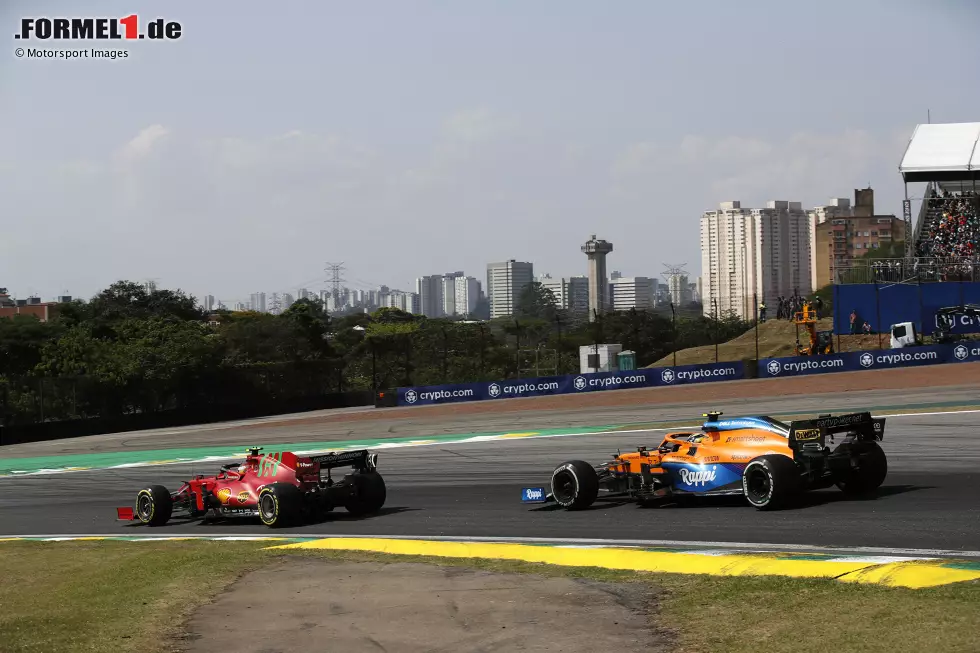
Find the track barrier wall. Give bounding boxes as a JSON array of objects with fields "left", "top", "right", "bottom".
[
  {"left": 396, "top": 342, "right": 980, "bottom": 406},
  {"left": 396, "top": 361, "right": 743, "bottom": 406},
  {"left": 833, "top": 282, "right": 980, "bottom": 336}
]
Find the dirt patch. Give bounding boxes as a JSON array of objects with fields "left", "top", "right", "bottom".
[
  {"left": 647, "top": 318, "right": 883, "bottom": 366},
  {"left": 179, "top": 557, "right": 669, "bottom": 653},
  {"left": 225, "top": 361, "right": 980, "bottom": 433}
]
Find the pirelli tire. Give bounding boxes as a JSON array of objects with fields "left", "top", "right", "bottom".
[
  {"left": 835, "top": 441, "right": 888, "bottom": 496},
  {"left": 550, "top": 460, "right": 599, "bottom": 510},
  {"left": 741, "top": 454, "right": 802, "bottom": 511},
  {"left": 258, "top": 483, "right": 303, "bottom": 528},
  {"left": 135, "top": 485, "right": 173, "bottom": 526},
  {"left": 344, "top": 471, "right": 387, "bottom": 516}
]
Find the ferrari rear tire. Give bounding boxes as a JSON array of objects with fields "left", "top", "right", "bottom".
[
  {"left": 258, "top": 483, "right": 302, "bottom": 528},
  {"left": 135, "top": 485, "right": 173, "bottom": 526},
  {"left": 835, "top": 442, "right": 887, "bottom": 496},
  {"left": 551, "top": 460, "right": 599, "bottom": 510},
  {"left": 742, "top": 455, "right": 801, "bottom": 511},
  {"left": 344, "top": 471, "right": 387, "bottom": 516}
]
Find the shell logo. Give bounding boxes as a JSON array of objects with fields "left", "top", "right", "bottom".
[{"left": 217, "top": 488, "right": 232, "bottom": 504}]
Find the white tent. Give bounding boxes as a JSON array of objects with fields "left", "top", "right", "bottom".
[{"left": 899, "top": 122, "right": 980, "bottom": 184}]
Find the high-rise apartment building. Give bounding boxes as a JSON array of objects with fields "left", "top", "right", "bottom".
[
  {"left": 487, "top": 260, "right": 533, "bottom": 318},
  {"left": 249, "top": 292, "right": 267, "bottom": 313},
  {"left": 810, "top": 188, "right": 903, "bottom": 289},
  {"left": 700, "top": 200, "right": 812, "bottom": 320},
  {"left": 453, "top": 276, "right": 481, "bottom": 316},
  {"left": 537, "top": 274, "right": 589, "bottom": 317},
  {"left": 384, "top": 290, "right": 420, "bottom": 314},
  {"left": 202, "top": 295, "right": 215, "bottom": 312},
  {"left": 441, "top": 271, "right": 465, "bottom": 316},
  {"left": 415, "top": 275, "right": 444, "bottom": 317},
  {"left": 610, "top": 276, "right": 658, "bottom": 311}
]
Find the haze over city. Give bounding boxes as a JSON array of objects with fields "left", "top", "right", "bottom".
[{"left": 3, "top": 0, "right": 980, "bottom": 305}]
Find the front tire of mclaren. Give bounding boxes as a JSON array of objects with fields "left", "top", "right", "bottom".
[
  {"left": 258, "top": 483, "right": 302, "bottom": 528},
  {"left": 835, "top": 442, "right": 887, "bottom": 496},
  {"left": 742, "top": 455, "right": 801, "bottom": 511},
  {"left": 550, "top": 460, "right": 599, "bottom": 510}
]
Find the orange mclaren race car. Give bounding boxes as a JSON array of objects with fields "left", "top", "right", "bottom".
[{"left": 521, "top": 411, "right": 887, "bottom": 511}]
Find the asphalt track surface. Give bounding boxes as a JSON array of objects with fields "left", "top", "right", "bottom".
[
  {"left": 6, "top": 384, "right": 980, "bottom": 459},
  {"left": 2, "top": 409, "right": 979, "bottom": 553}
]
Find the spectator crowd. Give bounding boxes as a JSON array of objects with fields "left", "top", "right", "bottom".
[{"left": 917, "top": 189, "right": 980, "bottom": 258}]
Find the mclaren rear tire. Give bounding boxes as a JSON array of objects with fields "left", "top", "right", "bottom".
[
  {"left": 835, "top": 442, "right": 887, "bottom": 496},
  {"left": 550, "top": 460, "right": 599, "bottom": 510},
  {"left": 135, "top": 485, "right": 173, "bottom": 526},
  {"left": 742, "top": 455, "right": 801, "bottom": 511},
  {"left": 344, "top": 471, "right": 387, "bottom": 516},
  {"left": 258, "top": 483, "right": 303, "bottom": 528}
]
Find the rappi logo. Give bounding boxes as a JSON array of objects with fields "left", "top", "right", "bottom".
[{"left": 15, "top": 15, "right": 182, "bottom": 41}]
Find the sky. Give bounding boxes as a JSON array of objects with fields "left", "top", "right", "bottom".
[{"left": 2, "top": 0, "right": 979, "bottom": 306}]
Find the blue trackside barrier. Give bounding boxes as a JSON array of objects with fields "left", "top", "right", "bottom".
[
  {"left": 758, "top": 342, "right": 980, "bottom": 378},
  {"left": 833, "top": 282, "right": 980, "bottom": 336},
  {"left": 396, "top": 360, "right": 744, "bottom": 407}
]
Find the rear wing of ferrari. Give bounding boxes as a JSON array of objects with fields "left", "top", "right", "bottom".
[
  {"left": 788, "top": 412, "right": 885, "bottom": 449},
  {"left": 308, "top": 449, "right": 378, "bottom": 471}
]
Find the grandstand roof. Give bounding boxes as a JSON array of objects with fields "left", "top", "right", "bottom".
[{"left": 899, "top": 122, "right": 980, "bottom": 183}]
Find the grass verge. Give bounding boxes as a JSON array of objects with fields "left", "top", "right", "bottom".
[{"left": 2, "top": 541, "right": 980, "bottom": 653}]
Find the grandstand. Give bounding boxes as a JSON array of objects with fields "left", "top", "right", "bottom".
[{"left": 899, "top": 122, "right": 980, "bottom": 276}]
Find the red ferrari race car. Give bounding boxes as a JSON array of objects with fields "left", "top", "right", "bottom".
[{"left": 116, "top": 447, "right": 386, "bottom": 528}]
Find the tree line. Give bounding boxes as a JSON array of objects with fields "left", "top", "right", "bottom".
[{"left": 0, "top": 280, "right": 752, "bottom": 426}]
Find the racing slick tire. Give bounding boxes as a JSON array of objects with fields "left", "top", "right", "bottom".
[
  {"left": 135, "top": 485, "right": 173, "bottom": 526},
  {"left": 834, "top": 442, "right": 887, "bottom": 496},
  {"left": 551, "top": 460, "right": 599, "bottom": 510},
  {"left": 741, "top": 455, "right": 802, "bottom": 511},
  {"left": 344, "top": 471, "right": 387, "bottom": 516},
  {"left": 258, "top": 483, "right": 303, "bottom": 528}
]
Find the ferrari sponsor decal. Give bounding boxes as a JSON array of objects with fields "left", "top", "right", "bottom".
[
  {"left": 794, "top": 428, "right": 821, "bottom": 441},
  {"left": 217, "top": 488, "right": 232, "bottom": 504},
  {"left": 237, "top": 491, "right": 250, "bottom": 504}
]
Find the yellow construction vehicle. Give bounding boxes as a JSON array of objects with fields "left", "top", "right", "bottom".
[{"left": 793, "top": 302, "right": 834, "bottom": 356}]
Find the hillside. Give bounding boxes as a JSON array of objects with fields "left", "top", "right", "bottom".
[{"left": 646, "top": 318, "right": 882, "bottom": 367}]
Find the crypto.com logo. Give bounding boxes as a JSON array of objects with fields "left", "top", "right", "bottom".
[{"left": 15, "top": 15, "right": 182, "bottom": 41}]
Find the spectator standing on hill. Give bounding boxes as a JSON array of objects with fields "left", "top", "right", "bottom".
[
  {"left": 850, "top": 309, "right": 859, "bottom": 334},
  {"left": 814, "top": 296, "right": 823, "bottom": 319},
  {"left": 759, "top": 301, "right": 767, "bottom": 323}
]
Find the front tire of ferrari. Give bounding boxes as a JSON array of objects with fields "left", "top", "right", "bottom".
[
  {"left": 835, "top": 442, "right": 887, "bottom": 496},
  {"left": 135, "top": 485, "right": 173, "bottom": 526},
  {"left": 551, "top": 460, "right": 599, "bottom": 510},
  {"left": 258, "top": 483, "right": 302, "bottom": 528},
  {"left": 344, "top": 471, "right": 387, "bottom": 516},
  {"left": 742, "top": 455, "right": 801, "bottom": 511}
]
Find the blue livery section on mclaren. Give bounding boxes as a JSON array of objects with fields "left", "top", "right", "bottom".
[{"left": 661, "top": 462, "right": 745, "bottom": 493}]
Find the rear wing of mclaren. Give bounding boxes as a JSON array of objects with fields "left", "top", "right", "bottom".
[
  {"left": 308, "top": 449, "right": 378, "bottom": 471},
  {"left": 788, "top": 412, "right": 885, "bottom": 449}
]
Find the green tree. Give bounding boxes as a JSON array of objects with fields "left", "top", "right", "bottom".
[{"left": 516, "top": 281, "right": 558, "bottom": 321}]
